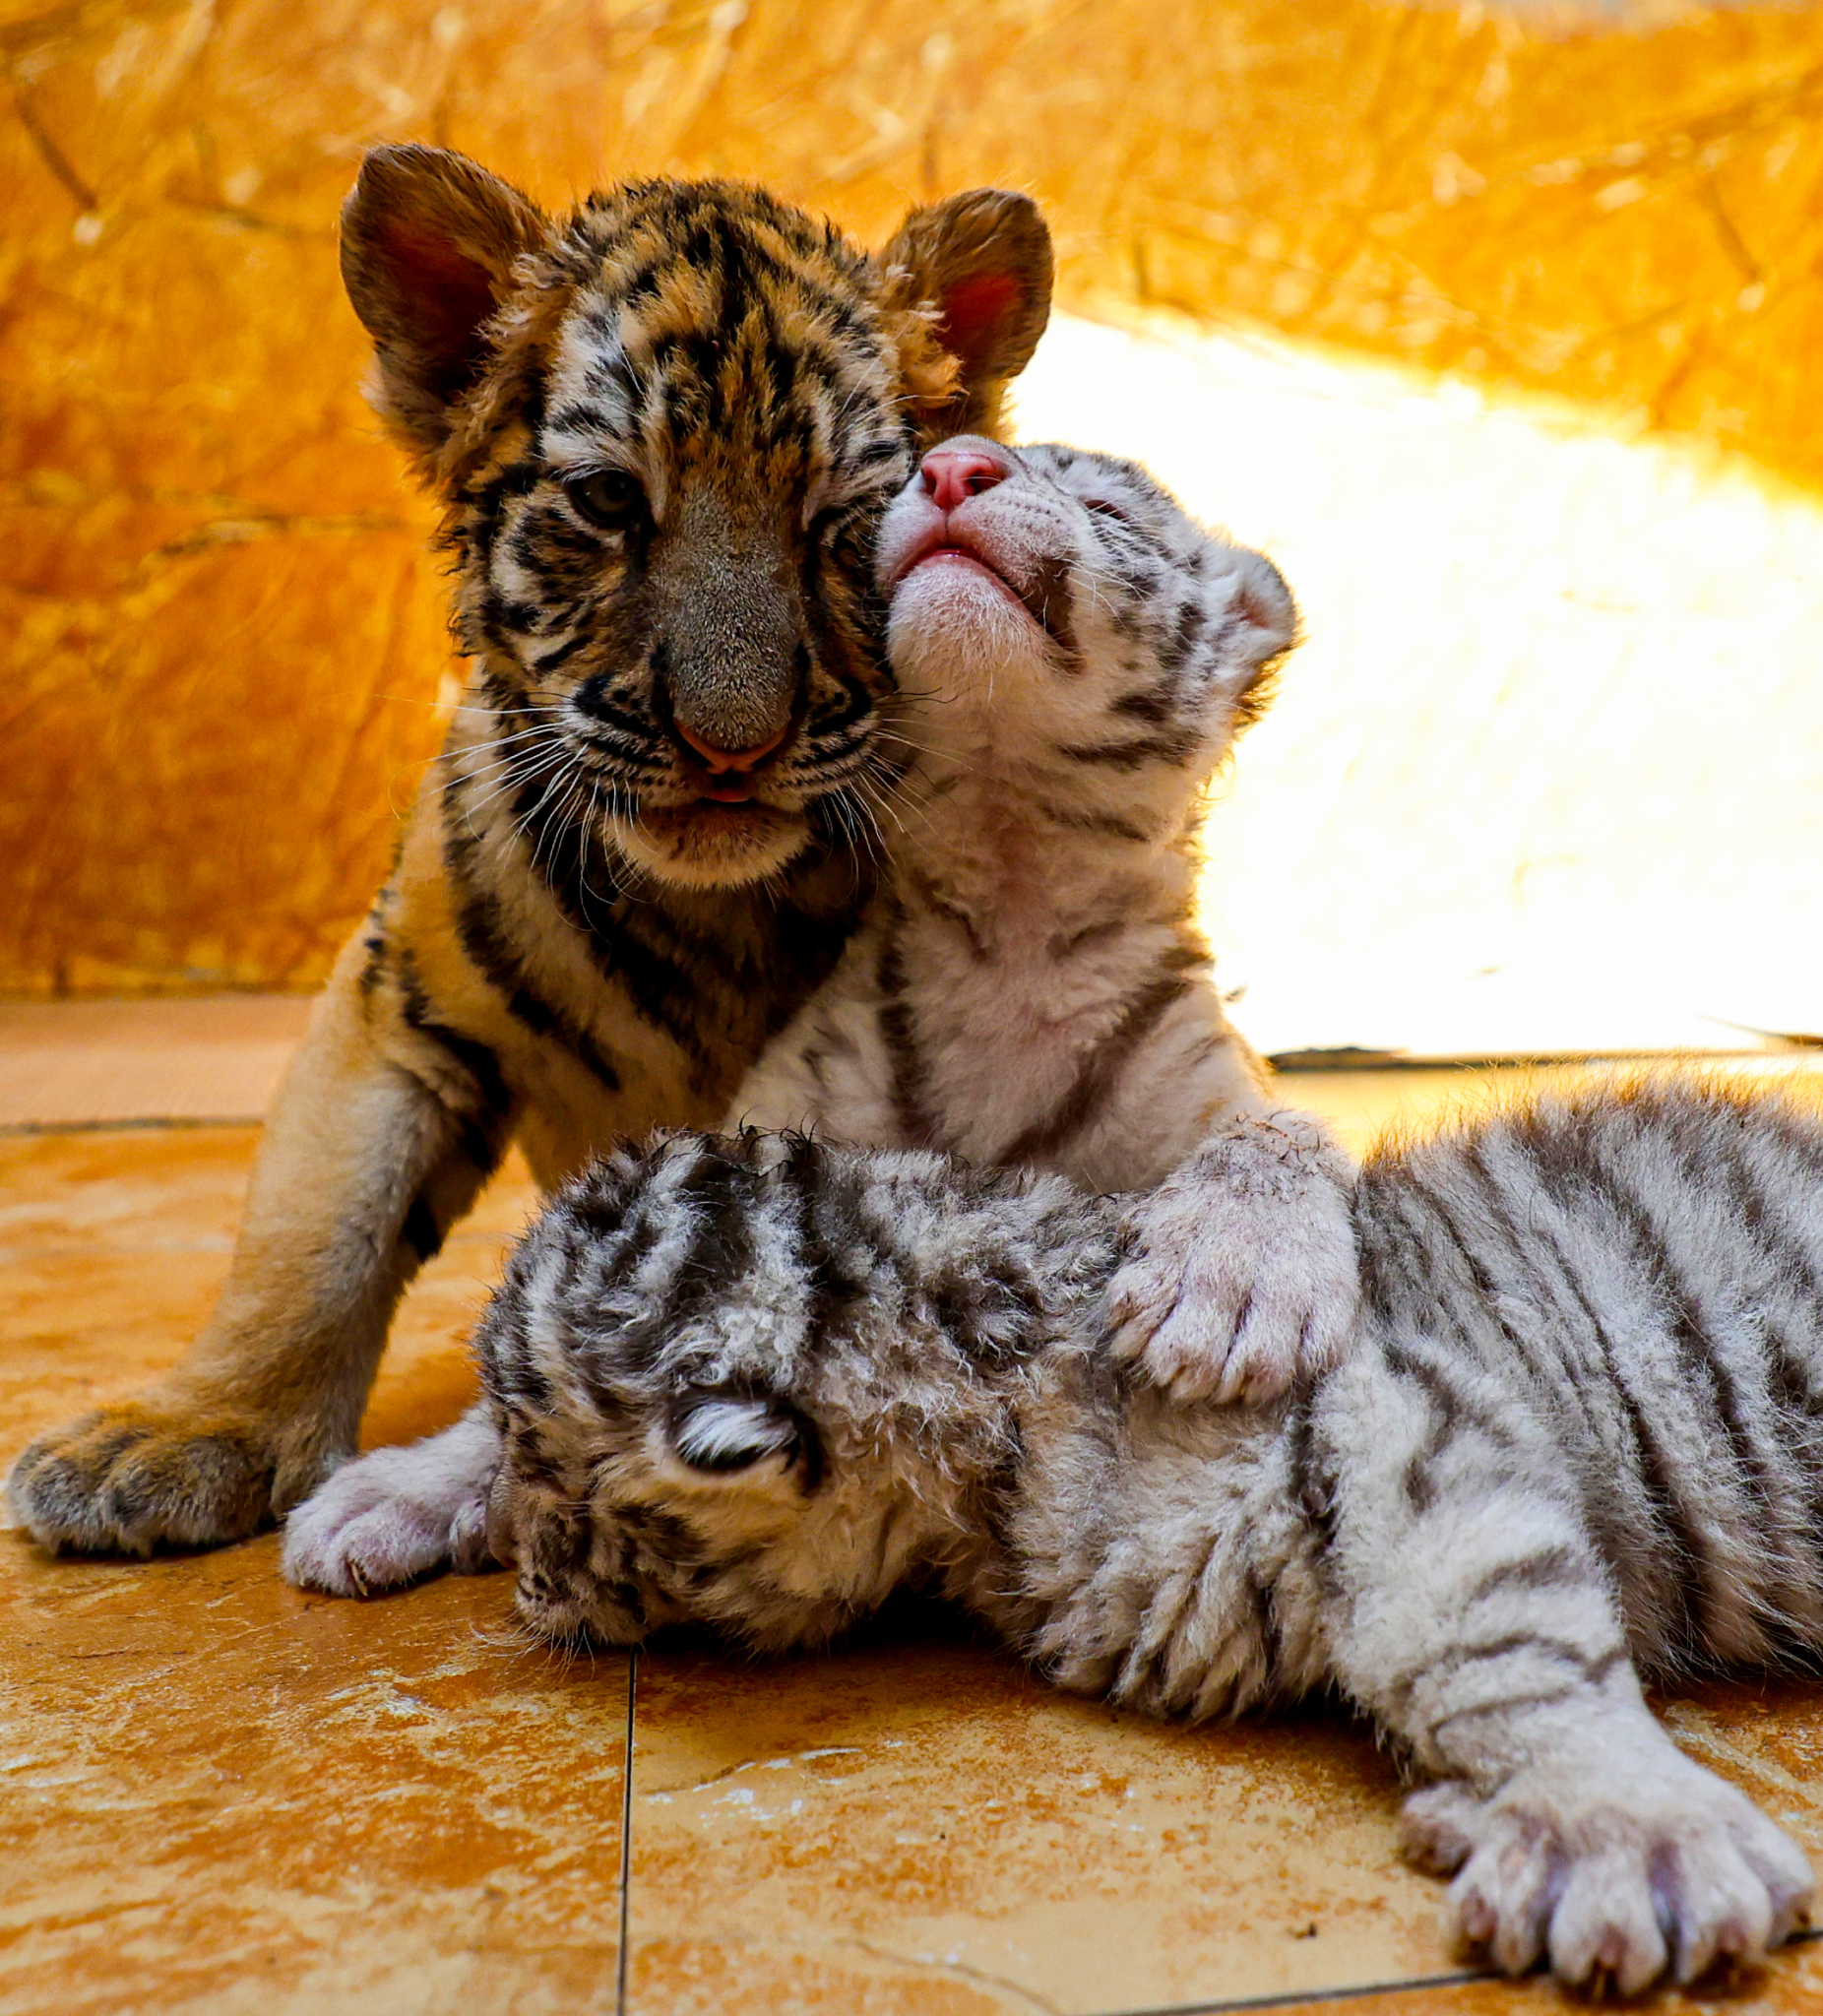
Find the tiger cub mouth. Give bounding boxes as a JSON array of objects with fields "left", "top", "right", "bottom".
[
  {"left": 902, "top": 542, "right": 1030, "bottom": 616},
  {"left": 641, "top": 800, "right": 795, "bottom": 835},
  {"left": 880, "top": 438, "right": 1064, "bottom": 645},
  {"left": 619, "top": 800, "right": 810, "bottom": 885}
]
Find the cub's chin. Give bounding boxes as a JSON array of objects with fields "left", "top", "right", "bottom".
[
  {"left": 888, "top": 560, "right": 1046, "bottom": 688},
  {"left": 611, "top": 799, "right": 812, "bottom": 889}
]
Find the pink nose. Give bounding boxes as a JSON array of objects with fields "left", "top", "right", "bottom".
[
  {"left": 921, "top": 447, "right": 1006, "bottom": 514},
  {"left": 673, "top": 717, "right": 790, "bottom": 774}
]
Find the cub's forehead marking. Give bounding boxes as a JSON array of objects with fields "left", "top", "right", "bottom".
[
  {"left": 542, "top": 277, "right": 906, "bottom": 515},
  {"left": 543, "top": 302, "right": 646, "bottom": 453}
]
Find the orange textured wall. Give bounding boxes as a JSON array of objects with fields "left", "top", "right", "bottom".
[{"left": 7, "top": 0, "right": 1823, "bottom": 993}]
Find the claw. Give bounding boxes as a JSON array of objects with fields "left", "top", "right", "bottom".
[
  {"left": 1409, "top": 1750, "right": 1811, "bottom": 1995},
  {"left": 280, "top": 1413, "right": 501, "bottom": 1597},
  {"left": 1458, "top": 1891, "right": 1496, "bottom": 1945},
  {"left": 1107, "top": 1128, "right": 1357, "bottom": 1408}
]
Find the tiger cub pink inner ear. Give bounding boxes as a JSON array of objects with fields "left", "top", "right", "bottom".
[
  {"left": 878, "top": 188, "right": 1054, "bottom": 439},
  {"left": 360, "top": 221, "right": 505, "bottom": 400},
  {"left": 935, "top": 271, "right": 1029, "bottom": 382},
  {"left": 339, "top": 142, "right": 546, "bottom": 455}
]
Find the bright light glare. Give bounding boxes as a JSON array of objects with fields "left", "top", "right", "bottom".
[{"left": 1010, "top": 311, "right": 1823, "bottom": 1059}]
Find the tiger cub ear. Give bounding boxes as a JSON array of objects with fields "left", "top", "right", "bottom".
[
  {"left": 878, "top": 190, "right": 1054, "bottom": 445},
  {"left": 340, "top": 143, "right": 546, "bottom": 468},
  {"left": 1215, "top": 547, "right": 1299, "bottom": 731}
]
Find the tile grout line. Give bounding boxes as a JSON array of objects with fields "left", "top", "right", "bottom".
[
  {"left": 0, "top": 1115, "right": 267, "bottom": 1137},
  {"left": 1094, "top": 1924, "right": 1823, "bottom": 2016},
  {"left": 614, "top": 1647, "right": 638, "bottom": 2016},
  {"left": 1094, "top": 1970, "right": 1493, "bottom": 2016}
]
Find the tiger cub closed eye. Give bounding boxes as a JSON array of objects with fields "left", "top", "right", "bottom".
[{"left": 477, "top": 1075, "right": 1823, "bottom": 1998}]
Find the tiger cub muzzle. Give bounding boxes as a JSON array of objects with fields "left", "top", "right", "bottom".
[{"left": 875, "top": 433, "right": 1296, "bottom": 749}]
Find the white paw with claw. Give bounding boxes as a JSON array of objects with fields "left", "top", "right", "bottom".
[
  {"left": 1403, "top": 1746, "right": 1814, "bottom": 1994},
  {"left": 1106, "top": 1112, "right": 1358, "bottom": 1405},
  {"left": 282, "top": 1405, "right": 503, "bottom": 1597}
]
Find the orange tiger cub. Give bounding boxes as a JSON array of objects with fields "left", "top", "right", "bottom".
[{"left": 8, "top": 146, "right": 1053, "bottom": 1554}]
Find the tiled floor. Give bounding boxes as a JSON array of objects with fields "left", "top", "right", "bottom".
[{"left": 5, "top": 1005, "right": 1823, "bottom": 2013}]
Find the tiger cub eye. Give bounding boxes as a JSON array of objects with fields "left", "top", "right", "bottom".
[{"left": 564, "top": 469, "right": 647, "bottom": 531}]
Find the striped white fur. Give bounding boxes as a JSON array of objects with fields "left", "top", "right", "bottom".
[
  {"left": 471, "top": 1074, "right": 1823, "bottom": 1993},
  {"left": 285, "top": 436, "right": 1358, "bottom": 1596}
]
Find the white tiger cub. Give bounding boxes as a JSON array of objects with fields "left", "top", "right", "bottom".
[
  {"left": 473, "top": 1076, "right": 1823, "bottom": 1995},
  {"left": 731, "top": 436, "right": 1354, "bottom": 1386},
  {"left": 283, "top": 437, "right": 1357, "bottom": 1595}
]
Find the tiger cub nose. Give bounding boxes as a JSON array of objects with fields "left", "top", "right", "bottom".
[
  {"left": 672, "top": 716, "right": 790, "bottom": 775},
  {"left": 921, "top": 446, "right": 1007, "bottom": 514}
]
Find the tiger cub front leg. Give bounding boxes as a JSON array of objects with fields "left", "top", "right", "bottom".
[
  {"left": 1106, "top": 1109, "right": 1359, "bottom": 1404},
  {"left": 1323, "top": 1338, "right": 1813, "bottom": 1992},
  {"left": 7, "top": 934, "right": 513, "bottom": 1554},
  {"left": 283, "top": 1402, "right": 503, "bottom": 1595}
]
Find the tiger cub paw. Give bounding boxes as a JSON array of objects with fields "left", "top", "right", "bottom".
[
  {"left": 1106, "top": 1111, "right": 1358, "bottom": 1405},
  {"left": 1404, "top": 1751, "right": 1814, "bottom": 1993},
  {"left": 8, "top": 1397, "right": 315, "bottom": 1554},
  {"left": 282, "top": 1408, "right": 503, "bottom": 1597}
]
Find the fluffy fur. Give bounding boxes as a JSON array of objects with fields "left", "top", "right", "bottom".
[
  {"left": 469, "top": 1073, "right": 1823, "bottom": 1993},
  {"left": 9, "top": 150, "right": 1052, "bottom": 1555},
  {"left": 283, "top": 438, "right": 1356, "bottom": 1595}
]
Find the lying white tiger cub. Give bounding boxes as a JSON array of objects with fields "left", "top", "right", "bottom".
[
  {"left": 285, "top": 437, "right": 1357, "bottom": 1595},
  {"left": 475, "top": 1075, "right": 1820, "bottom": 1996}
]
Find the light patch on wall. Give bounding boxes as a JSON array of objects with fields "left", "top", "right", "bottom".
[
  {"left": 1392, "top": 0, "right": 1813, "bottom": 23},
  {"left": 1010, "top": 311, "right": 1823, "bottom": 1059}
]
